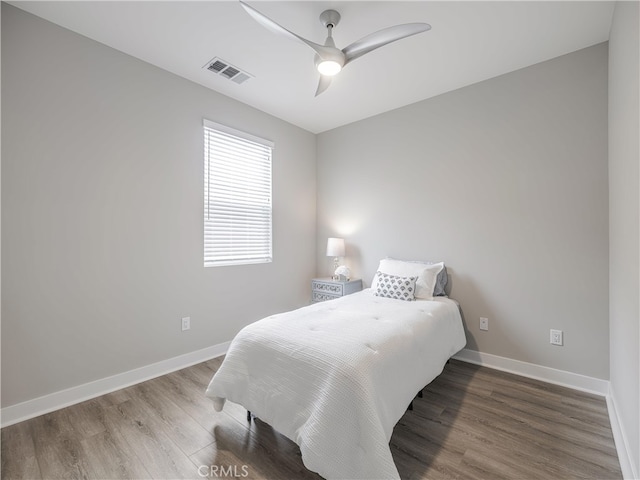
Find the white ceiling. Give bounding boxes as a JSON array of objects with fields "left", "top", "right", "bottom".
[{"left": 11, "top": 1, "right": 615, "bottom": 133}]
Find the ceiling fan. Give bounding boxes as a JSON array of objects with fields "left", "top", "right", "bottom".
[{"left": 239, "top": 1, "right": 431, "bottom": 96}]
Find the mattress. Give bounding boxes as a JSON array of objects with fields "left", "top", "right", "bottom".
[{"left": 205, "top": 289, "right": 466, "bottom": 479}]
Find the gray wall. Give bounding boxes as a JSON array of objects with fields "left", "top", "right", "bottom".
[
  {"left": 317, "top": 43, "right": 609, "bottom": 380},
  {"left": 1, "top": 4, "right": 316, "bottom": 408},
  {"left": 609, "top": 1, "right": 639, "bottom": 475}
]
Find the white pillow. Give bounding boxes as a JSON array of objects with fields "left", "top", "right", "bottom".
[{"left": 371, "top": 258, "right": 444, "bottom": 300}]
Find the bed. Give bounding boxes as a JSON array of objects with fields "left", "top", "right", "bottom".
[{"left": 205, "top": 261, "right": 466, "bottom": 480}]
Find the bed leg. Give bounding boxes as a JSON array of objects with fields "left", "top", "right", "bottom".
[
  {"left": 418, "top": 389, "right": 423, "bottom": 398},
  {"left": 408, "top": 401, "right": 413, "bottom": 411},
  {"left": 246, "top": 410, "right": 252, "bottom": 422}
]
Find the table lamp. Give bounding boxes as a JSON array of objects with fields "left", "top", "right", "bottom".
[{"left": 326, "top": 237, "right": 345, "bottom": 279}]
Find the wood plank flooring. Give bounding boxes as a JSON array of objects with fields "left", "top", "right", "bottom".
[{"left": 1, "top": 358, "right": 622, "bottom": 479}]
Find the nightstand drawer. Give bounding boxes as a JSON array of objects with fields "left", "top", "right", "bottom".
[
  {"left": 312, "top": 280, "right": 344, "bottom": 296},
  {"left": 312, "top": 291, "right": 341, "bottom": 302},
  {"left": 311, "top": 278, "right": 362, "bottom": 303}
]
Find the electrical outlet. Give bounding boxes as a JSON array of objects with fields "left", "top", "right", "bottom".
[
  {"left": 181, "top": 317, "right": 191, "bottom": 331},
  {"left": 550, "top": 329, "right": 563, "bottom": 346},
  {"left": 480, "top": 317, "right": 489, "bottom": 331}
]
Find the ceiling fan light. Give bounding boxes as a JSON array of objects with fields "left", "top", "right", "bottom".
[{"left": 317, "top": 60, "right": 342, "bottom": 76}]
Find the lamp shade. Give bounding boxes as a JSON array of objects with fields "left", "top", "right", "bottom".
[{"left": 326, "top": 237, "right": 345, "bottom": 257}]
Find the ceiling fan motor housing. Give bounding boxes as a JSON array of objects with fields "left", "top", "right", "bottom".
[{"left": 319, "top": 10, "right": 341, "bottom": 29}]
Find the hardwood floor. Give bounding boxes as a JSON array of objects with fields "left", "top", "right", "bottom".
[{"left": 1, "top": 358, "right": 622, "bottom": 479}]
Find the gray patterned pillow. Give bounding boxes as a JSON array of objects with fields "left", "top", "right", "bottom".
[{"left": 373, "top": 272, "right": 417, "bottom": 301}]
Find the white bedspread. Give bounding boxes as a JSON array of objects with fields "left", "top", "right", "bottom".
[{"left": 205, "top": 289, "right": 466, "bottom": 480}]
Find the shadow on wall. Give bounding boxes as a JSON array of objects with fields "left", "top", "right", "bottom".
[
  {"left": 445, "top": 269, "right": 492, "bottom": 354},
  {"left": 458, "top": 308, "right": 476, "bottom": 352},
  {"left": 345, "top": 244, "right": 363, "bottom": 281}
]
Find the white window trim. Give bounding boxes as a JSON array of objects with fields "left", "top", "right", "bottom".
[
  {"left": 203, "top": 119, "right": 274, "bottom": 267},
  {"left": 203, "top": 120, "right": 275, "bottom": 149}
]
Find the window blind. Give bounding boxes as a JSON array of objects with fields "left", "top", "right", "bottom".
[{"left": 203, "top": 120, "right": 273, "bottom": 267}]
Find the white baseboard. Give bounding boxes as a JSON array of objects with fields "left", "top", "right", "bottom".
[
  {"left": 452, "top": 348, "right": 609, "bottom": 396},
  {"left": 607, "top": 388, "right": 639, "bottom": 480},
  {"left": 0, "top": 341, "right": 231, "bottom": 428}
]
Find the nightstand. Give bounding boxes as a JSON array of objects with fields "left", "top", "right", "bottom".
[{"left": 311, "top": 278, "right": 363, "bottom": 303}]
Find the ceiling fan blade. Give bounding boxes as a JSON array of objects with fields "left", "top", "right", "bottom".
[
  {"left": 239, "top": 1, "right": 335, "bottom": 59},
  {"left": 315, "top": 75, "right": 332, "bottom": 97},
  {"left": 342, "top": 23, "right": 431, "bottom": 65}
]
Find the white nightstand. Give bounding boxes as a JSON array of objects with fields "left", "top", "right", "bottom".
[{"left": 311, "top": 278, "right": 363, "bottom": 303}]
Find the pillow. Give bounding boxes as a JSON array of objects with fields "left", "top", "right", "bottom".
[
  {"left": 373, "top": 272, "right": 417, "bottom": 301},
  {"left": 385, "top": 258, "right": 448, "bottom": 296},
  {"left": 371, "top": 258, "right": 444, "bottom": 300},
  {"left": 414, "top": 261, "right": 448, "bottom": 296},
  {"left": 432, "top": 264, "right": 448, "bottom": 296}
]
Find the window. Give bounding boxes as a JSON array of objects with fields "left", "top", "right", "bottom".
[{"left": 203, "top": 120, "right": 273, "bottom": 267}]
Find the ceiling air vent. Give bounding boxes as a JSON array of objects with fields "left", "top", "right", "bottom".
[
  {"left": 208, "top": 60, "right": 227, "bottom": 73},
  {"left": 204, "top": 57, "right": 253, "bottom": 85}
]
